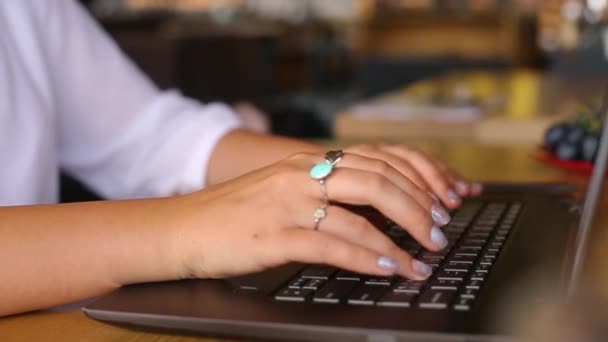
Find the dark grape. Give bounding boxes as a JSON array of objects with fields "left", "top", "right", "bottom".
[
  {"left": 555, "top": 141, "right": 580, "bottom": 161},
  {"left": 544, "top": 122, "right": 571, "bottom": 150},
  {"left": 582, "top": 134, "right": 600, "bottom": 162},
  {"left": 566, "top": 124, "right": 586, "bottom": 144}
]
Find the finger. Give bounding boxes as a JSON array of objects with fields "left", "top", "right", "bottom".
[
  {"left": 277, "top": 228, "right": 433, "bottom": 280},
  {"left": 319, "top": 167, "right": 449, "bottom": 252},
  {"left": 382, "top": 146, "right": 462, "bottom": 208},
  {"left": 470, "top": 182, "right": 484, "bottom": 196},
  {"left": 431, "top": 158, "right": 473, "bottom": 196},
  {"left": 295, "top": 203, "right": 400, "bottom": 255},
  {"left": 344, "top": 148, "right": 431, "bottom": 191},
  {"left": 336, "top": 153, "right": 435, "bottom": 210}
]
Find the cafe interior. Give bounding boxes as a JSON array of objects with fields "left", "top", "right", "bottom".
[{"left": 6, "top": 0, "right": 608, "bottom": 340}]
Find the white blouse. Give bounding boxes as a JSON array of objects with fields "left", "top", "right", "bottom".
[{"left": 0, "top": 0, "right": 242, "bottom": 206}]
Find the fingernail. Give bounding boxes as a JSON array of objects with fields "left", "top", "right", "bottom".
[
  {"left": 447, "top": 189, "right": 461, "bottom": 203},
  {"left": 431, "top": 203, "right": 451, "bottom": 226},
  {"left": 430, "top": 226, "right": 448, "bottom": 249},
  {"left": 455, "top": 181, "right": 469, "bottom": 194},
  {"left": 427, "top": 192, "right": 440, "bottom": 203},
  {"left": 471, "top": 182, "right": 483, "bottom": 193},
  {"left": 377, "top": 256, "right": 399, "bottom": 273},
  {"left": 411, "top": 259, "right": 433, "bottom": 279}
]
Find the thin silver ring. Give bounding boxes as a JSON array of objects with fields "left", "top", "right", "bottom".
[{"left": 313, "top": 204, "right": 328, "bottom": 230}]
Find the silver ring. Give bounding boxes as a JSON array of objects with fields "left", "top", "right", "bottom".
[
  {"left": 319, "top": 179, "right": 328, "bottom": 203},
  {"left": 325, "top": 150, "right": 343, "bottom": 166},
  {"left": 313, "top": 204, "right": 328, "bottom": 230}
]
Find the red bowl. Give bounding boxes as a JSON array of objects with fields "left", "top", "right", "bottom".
[{"left": 532, "top": 146, "right": 594, "bottom": 173}]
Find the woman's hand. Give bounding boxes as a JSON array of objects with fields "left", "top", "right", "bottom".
[
  {"left": 171, "top": 151, "right": 457, "bottom": 283},
  {"left": 344, "top": 144, "right": 483, "bottom": 209}
]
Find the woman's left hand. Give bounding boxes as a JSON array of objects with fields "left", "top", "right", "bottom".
[{"left": 344, "top": 144, "right": 483, "bottom": 209}]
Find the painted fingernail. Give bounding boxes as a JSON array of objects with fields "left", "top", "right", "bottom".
[
  {"left": 411, "top": 259, "right": 433, "bottom": 279},
  {"left": 377, "top": 256, "right": 399, "bottom": 273},
  {"left": 455, "top": 181, "right": 469, "bottom": 194},
  {"left": 430, "top": 226, "right": 448, "bottom": 249},
  {"left": 431, "top": 203, "right": 451, "bottom": 226},
  {"left": 471, "top": 182, "right": 483, "bottom": 193},
  {"left": 447, "top": 189, "right": 461, "bottom": 203}
]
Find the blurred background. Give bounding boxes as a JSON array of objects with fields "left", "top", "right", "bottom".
[{"left": 73, "top": 0, "right": 608, "bottom": 138}]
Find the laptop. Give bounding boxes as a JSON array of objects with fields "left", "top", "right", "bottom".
[{"left": 83, "top": 119, "right": 608, "bottom": 341}]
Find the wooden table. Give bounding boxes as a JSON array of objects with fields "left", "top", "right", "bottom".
[
  {"left": 2, "top": 141, "right": 607, "bottom": 341},
  {"left": 336, "top": 70, "right": 608, "bottom": 144}
]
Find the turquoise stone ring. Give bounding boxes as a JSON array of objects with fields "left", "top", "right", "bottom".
[
  {"left": 309, "top": 150, "right": 343, "bottom": 230},
  {"left": 309, "top": 150, "right": 344, "bottom": 180},
  {"left": 310, "top": 161, "right": 333, "bottom": 180}
]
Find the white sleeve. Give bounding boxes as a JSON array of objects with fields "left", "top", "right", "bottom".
[{"left": 39, "top": 0, "right": 242, "bottom": 199}]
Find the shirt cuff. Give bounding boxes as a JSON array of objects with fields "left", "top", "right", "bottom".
[{"left": 177, "top": 102, "right": 243, "bottom": 194}]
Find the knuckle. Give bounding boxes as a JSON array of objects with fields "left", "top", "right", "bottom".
[
  {"left": 271, "top": 164, "right": 300, "bottom": 193},
  {"left": 366, "top": 173, "right": 388, "bottom": 191},
  {"left": 372, "top": 160, "right": 392, "bottom": 174},
  {"left": 286, "top": 152, "right": 312, "bottom": 162}
]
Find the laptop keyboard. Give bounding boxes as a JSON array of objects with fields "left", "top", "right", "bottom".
[{"left": 273, "top": 201, "right": 522, "bottom": 311}]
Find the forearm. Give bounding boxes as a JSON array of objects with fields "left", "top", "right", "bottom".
[
  {"left": 206, "top": 130, "right": 323, "bottom": 185},
  {"left": 0, "top": 198, "right": 183, "bottom": 317}
]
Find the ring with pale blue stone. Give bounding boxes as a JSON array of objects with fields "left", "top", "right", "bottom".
[{"left": 309, "top": 150, "right": 343, "bottom": 230}]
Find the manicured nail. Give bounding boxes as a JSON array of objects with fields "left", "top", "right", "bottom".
[
  {"left": 377, "top": 256, "right": 399, "bottom": 273},
  {"left": 411, "top": 259, "right": 433, "bottom": 279},
  {"left": 431, "top": 203, "right": 451, "bottom": 226},
  {"left": 430, "top": 226, "right": 448, "bottom": 249},
  {"left": 471, "top": 182, "right": 483, "bottom": 194},
  {"left": 455, "top": 181, "right": 469, "bottom": 194},
  {"left": 447, "top": 189, "right": 461, "bottom": 203}
]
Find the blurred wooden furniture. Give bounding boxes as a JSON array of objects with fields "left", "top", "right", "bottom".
[
  {"left": 2, "top": 140, "right": 607, "bottom": 341},
  {"left": 336, "top": 70, "right": 607, "bottom": 143}
]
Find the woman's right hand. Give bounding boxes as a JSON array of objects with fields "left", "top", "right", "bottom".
[{"left": 170, "top": 151, "right": 452, "bottom": 282}]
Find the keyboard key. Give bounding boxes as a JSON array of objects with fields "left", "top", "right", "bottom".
[
  {"left": 454, "top": 297, "right": 475, "bottom": 311},
  {"left": 450, "top": 254, "right": 477, "bottom": 264},
  {"left": 436, "top": 270, "right": 465, "bottom": 281},
  {"left": 454, "top": 252, "right": 479, "bottom": 258},
  {"left": 459, "top": 288, "right": 479, "bottom": 299},
  {"left": 301, "top": 266, "right": 336, "bottom": 279},
  {"left": 347, "top": 285, "right": 385, "bottom": 305},
  {"left": 288, "top": 277, "right": 308, "bottom": 289},
  {"left": 419, "top": 256, "right": 443, "bottom": 267},
  {"left": 418, "top": 290, "right": 455, "bottom": 309},
  {"left": 376, "top": 291, "right": 417, "bottom": 308},
  {"left": 430, "top": 279, "right": 461, "bottom": 291},
  {"left": 445, "top": 262, "right": 473, "bottom": 272},
  {"left": 393, "top": 279, "right": 425, "bottom": 293},
  {"left": 466, "top": 280, "right": 483, "bottom": 290},
  {"left": 474, "top": 264, "right": 491, "bottom": 273},
  {"left": 479, "top": 257, "right": 495, "bottom": 266},
  {"left": 470, "top": 225, "right": 493, "bottom": 232},
  {"left": 365, "top": 277, "right": 393, "bottom": 286},
  {"left": 303, "top": 278, "right": 325, "bottom": 290},
  {"left": 455, "top": 246, "right": 482, "bottom": 253},
  {"left": 465, "top": 232, "right": 491, "bottom": 239},
  {"left": 336, "top": 270, "right": 364, "bottom": 281},
  {"left": 470, "top": 272, "right": 487, "bottom": 281},
  {"left": 419, "top": 250, "right": 448, "bottom": 258},
  {"left": 275, "top": 288, "right": 313, "bottom": 302},
  {"left": 313, "top": 280, "right": 357, "bottom": 303}
]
